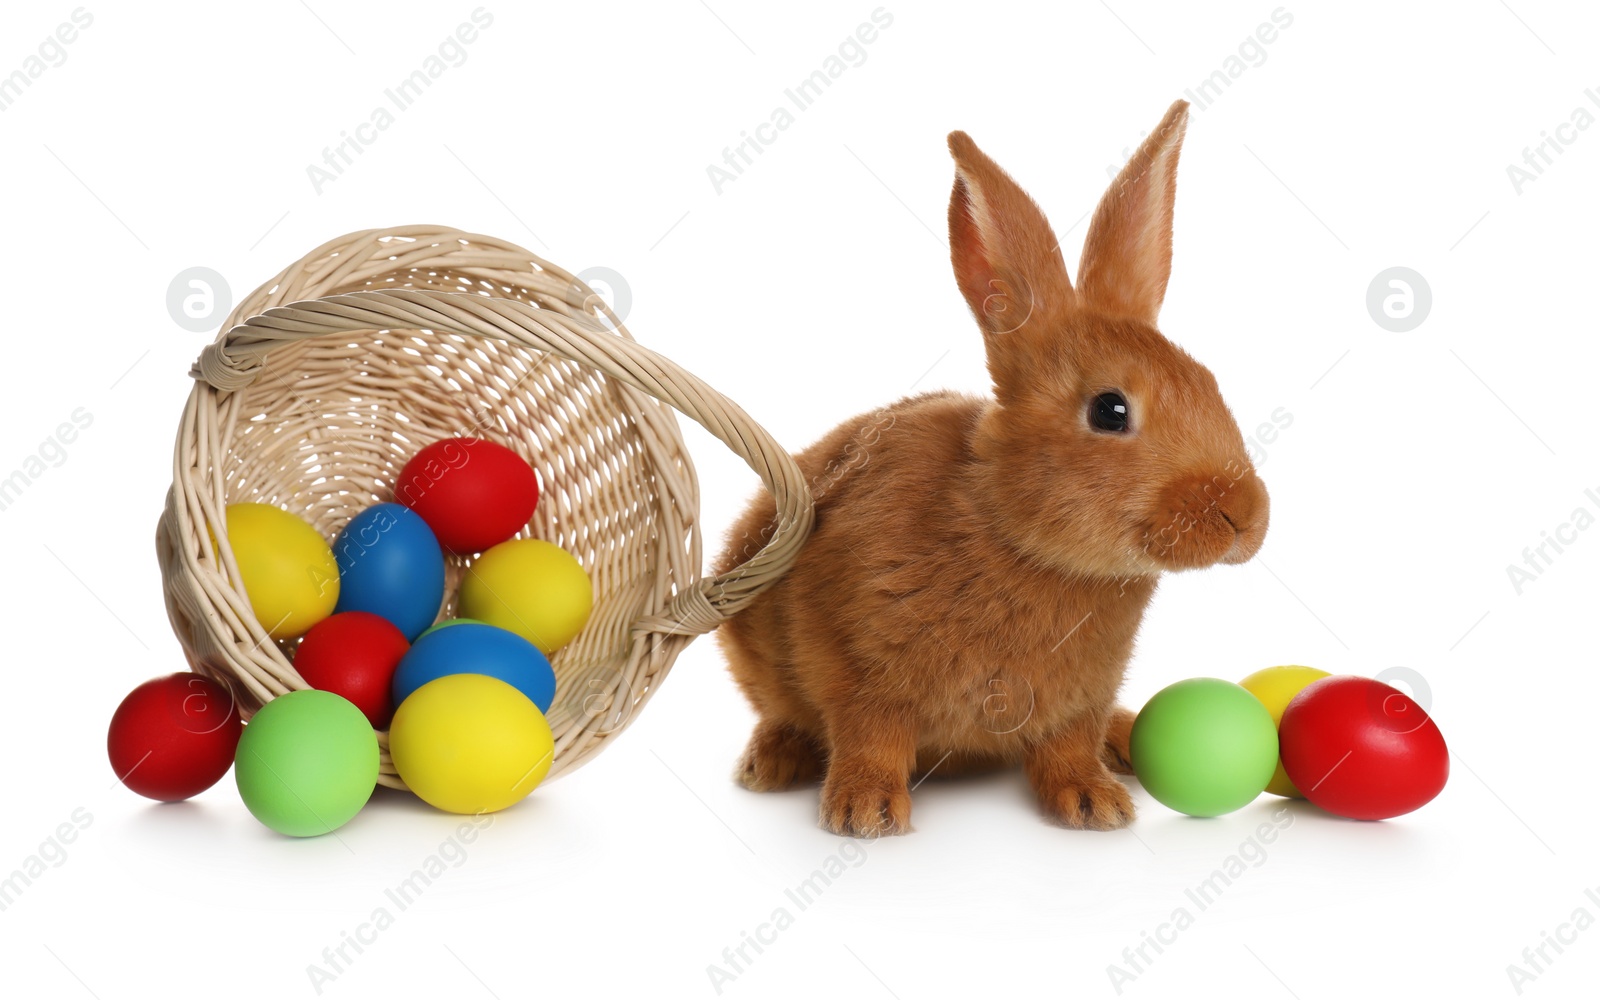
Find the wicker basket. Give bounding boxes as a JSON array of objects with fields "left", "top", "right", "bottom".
[{"left": 155, "top": 225, "right": 813, "bottom": 791}]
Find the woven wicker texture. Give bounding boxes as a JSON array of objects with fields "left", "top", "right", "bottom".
[{"left": 155, "top": 226, "right": 813, "bottom": 789}]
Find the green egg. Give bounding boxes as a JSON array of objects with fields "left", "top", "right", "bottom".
[
  {"left": 235, "top": 690, "right": 378, "bottom": 837},
  {"left": 1130, "top": 678, "right": 1279, "bottom": 818}
]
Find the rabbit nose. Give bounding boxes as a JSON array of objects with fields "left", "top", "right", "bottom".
[{"left": 1217, "top": 481, "right": 1269, "bottom": 565}]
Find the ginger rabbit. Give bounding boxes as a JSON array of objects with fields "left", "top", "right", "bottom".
[{"left": 714, "top": 100, "right": 1269, "bottom": 836}]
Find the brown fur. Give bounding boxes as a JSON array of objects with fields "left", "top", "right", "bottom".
[{"left": 714, "top": 101, "right": 1269, "bottom": 836}]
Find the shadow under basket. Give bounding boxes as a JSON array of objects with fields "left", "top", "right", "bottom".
[{"left": 155, "top": 226, "right": 813, "bottom": 790}]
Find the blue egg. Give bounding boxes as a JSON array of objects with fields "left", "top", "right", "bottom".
[
  {"left": 332, "top": 503, "right": 445, "bottom": 640},
  {"left": 392, "top": 622, "right": 555, "bottom": 712}
]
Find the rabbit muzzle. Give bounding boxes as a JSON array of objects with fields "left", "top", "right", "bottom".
[{"left": 1142, "top": 468, "right": 1269, "bottom": 570}]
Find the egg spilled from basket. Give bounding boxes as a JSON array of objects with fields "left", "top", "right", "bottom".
[{"left": 116, "top": 435, "right": 590, "bottom": 836}]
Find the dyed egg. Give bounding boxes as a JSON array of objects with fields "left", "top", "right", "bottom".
[
  {"left": 416, "top": 617, "right": 486, "bottom": 640},
  {"left": 332, "top": 503, "right": 445, "bottom": 640},
  {"left": 1131, "top": 678, "right": 1279, "bottom": 817},
  {"left": 459, "top": 539, "right": 593, "bottom": 654},
  {"left": 1239, "top": 665, "right": 1331, "bottom": 797},
  {"left": 221, "top": 503, "right": 340, "bottom": 639},
  {"left": 235, "top": 690, "right": 378, "bottom": 837},
  {"left": 389, "top": 674, "right": 554, "bottom": 815},
  {"left": 108, "top": 672, "right": 242, "bottom": 801},
  {"left": 393, "top": 621, "right": 555, "bottom": 713},
  {"left": 1280, "top": 676, "right": 1448, "bottom": 821},
  {"left": 395, "top": 437, "right": 539, "bottom": 554},
  {"left": 293, "top": 611, "right": 411, "bottom": 729}
]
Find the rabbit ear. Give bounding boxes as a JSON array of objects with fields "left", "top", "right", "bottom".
[
  {"left": 1076, "top": 100, "right": 1189, "bottom": 326},
  {"left": 947, "top": 131, "right": 1072, "bottom": 340}
]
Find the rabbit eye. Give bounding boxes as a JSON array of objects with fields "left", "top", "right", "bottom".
[{"left": 1089, "top": 392, "right": 1131, "bottom": 433}]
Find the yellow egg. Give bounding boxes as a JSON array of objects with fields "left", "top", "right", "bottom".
[
  {"left": 219, "top": 503, "right": 339, "bottom": 639},
  {"left": 1239, "top": 664, "right": 1331, "bottom": 797},
  {"left": 459, "top": 539, "right": 593, "bottom": 655},
  {"left": 389, "top": 674, "right": 554, "bottom": 814}
]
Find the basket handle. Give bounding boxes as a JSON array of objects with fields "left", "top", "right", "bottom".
[{"left": 192, "top": 288, "right": 814, "bottom": 638}]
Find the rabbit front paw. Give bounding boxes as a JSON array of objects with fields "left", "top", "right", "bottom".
[
  {"left": 1039, "top": 771, "right": 1136, "bottom": 831},
  {"left": 819, "top": 773, "right": 913, "bottom": 837}
]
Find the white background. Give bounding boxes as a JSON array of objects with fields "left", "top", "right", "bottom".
[{"left": 2, "top": 2, "right": 1597, "bottom": 998}]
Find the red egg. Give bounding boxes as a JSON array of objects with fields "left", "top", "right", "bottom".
[
  {"left": 395, "top": 437, "right": 538, "bottom": 554},
  {"left": 1280, "top": 676, "right": 1449, "bottom": 820},
  {"left": 292, "top": 611, "right": 410, "bottom": 729},
  {"left": 108, "top": 672, "right": 242, "bottom": 801}
]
